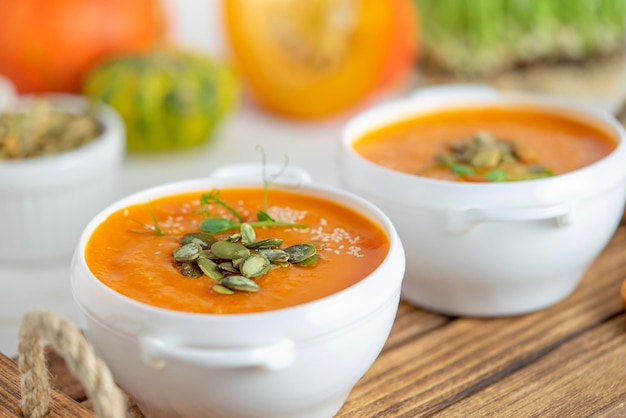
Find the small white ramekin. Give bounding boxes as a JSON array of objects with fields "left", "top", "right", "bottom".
[
  {"left": 0, "top": 93, "right": 125, "bottom": 262},
  {"left": 71, "top": 164, "right": 405, "bottom": 418},
  {"left": 339, "top": 84, "right": 626, "bottom": 317}
]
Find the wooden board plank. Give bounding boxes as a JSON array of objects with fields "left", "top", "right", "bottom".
[
  {"left": 9, "top": 227, "right": 625, "bottom": 418},
  {"left": 335, "top": 227, "right": 626, "bottom": 417},
  {"left": 437, "top": 313, "right": 626, "bottom": 417},
  {"left": 0, "top": 353, "right": 92, "bottom": 417}
]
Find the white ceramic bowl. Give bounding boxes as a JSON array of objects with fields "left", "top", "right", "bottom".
[
  {"left": 339, "top": 84, "right": 626, "bottom": 317},
  {"left": 0, "top": 93, "right": 125, "bottom": 262},
  {"left": 70, "top": 164, "right": 405, "bottom": 418}
]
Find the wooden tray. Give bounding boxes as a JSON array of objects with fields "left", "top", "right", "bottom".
[{"left": 3, "top": 218, "right": 626, "bottom": 417}]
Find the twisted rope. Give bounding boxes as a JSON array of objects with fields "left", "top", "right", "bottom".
[{"left": 17, "top": 309, "right": 126, "bottom": 418}]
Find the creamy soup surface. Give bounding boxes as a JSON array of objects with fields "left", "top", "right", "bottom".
[
  {"left": 352, "top": 106, "right": 617, "bottom": 182},
  {"left": 86, "top": 187, "right": 390, "bottom": 314}
]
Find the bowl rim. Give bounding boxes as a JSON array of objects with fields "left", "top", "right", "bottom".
[
  {"left": 72, "top": 173, "right": 405, "bottom": 323},
  {"left": 341, "top": 86, "right": 626, "bottom": 193}
]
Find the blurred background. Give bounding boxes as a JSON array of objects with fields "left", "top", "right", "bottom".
[{"left": 0, "top": 0, "right": 625, "bottom": 354}]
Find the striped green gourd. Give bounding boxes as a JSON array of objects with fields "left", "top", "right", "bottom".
[
  {"left": 83, "top": 48, "right": 239, "bottom": 152},
  {"left": 414, "top": 0, "right": 626, "bottom": 77}
]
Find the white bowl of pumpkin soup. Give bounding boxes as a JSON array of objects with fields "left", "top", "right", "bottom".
[
  {"left": 71, "top": 163, "right": 404, "bottom": 418},
  {"left": 340, "top": 84, "right": 626, "bottom": 317}
]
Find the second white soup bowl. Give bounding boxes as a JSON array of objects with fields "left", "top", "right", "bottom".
[{"left": 339, "top": 85, "right": 626, "bottom": 317}]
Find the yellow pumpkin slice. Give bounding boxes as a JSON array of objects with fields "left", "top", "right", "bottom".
[{"left": 222, "top": 0, "right": 415, "bottom": 119}]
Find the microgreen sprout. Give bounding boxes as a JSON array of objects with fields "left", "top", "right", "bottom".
[
  {"left": 127, "top": 202, "right": 166, "bottom": 235},
  {"left": 149, "top": 202, "right": 164, "bottom": 236},
  {"left": 198, "top": 147, "right": 307, "bottom": 234}
]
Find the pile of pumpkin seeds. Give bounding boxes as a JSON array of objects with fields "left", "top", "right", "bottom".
[
  {"left": 173, "top": 222, "right": 320, "bottom": 294},
  {"left": 0, "top": 98, "right": 102, "bottom": 159},
  {"left": 435, "top": 131, "right": 553, "bottom": 181}
]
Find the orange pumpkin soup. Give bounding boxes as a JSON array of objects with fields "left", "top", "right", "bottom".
[
  {"left": 85, "top": 187, "right": 389, "bottom": 314},
  {"left": 353, "top": 106, "right": 617, "bottom": 182}
]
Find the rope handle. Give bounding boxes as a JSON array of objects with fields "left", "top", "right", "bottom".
[{"left": 17, "top": 309, "right": 126, "bottom": 418}]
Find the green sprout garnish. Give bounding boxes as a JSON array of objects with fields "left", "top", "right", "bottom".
[
  {"left": 422, "top": 131, "right": 555, "bottom": 182},
  {"left": 200, "top": 190, "right": 245, "bottom": 222},
  {"left": 149, "top": 202, "right": 164, "bottom": 236},
  {"left": 198, "top": 146, "right": 307, "bottom": 234}
]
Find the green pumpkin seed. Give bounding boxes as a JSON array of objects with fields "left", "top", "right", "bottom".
[
  {"left": 173, "top": 243, "right": 202, "bottom": 262},
  {"left": 258, "top": 249, "right": 290, "bottom": 263},
  {"left": 247, "top": 238, "right": 283, "bottom": 250},
  {"left": 232, "top": 257, "right": 245, "bottom": 269},
  {"left": 475, "top": 130, "right": 496, "bottom": 145},
  {"left": 178, "top": 261, "right": 203, "bottom": 277},
  {"left": 226, "top": 233, "right": 241, "bottom": 243},
  {"left": 218, "top": 261, "right": 238, "bottom": 274},
  {"left": 294, "top": 254, "right": 320, "bottom": 267},
  {"left": 284, "top": 243, "right": 317, "bottom": 263},
  {"left": 211, "top": 240, "right": 250, "bottom": 260},
  {"left": 513, "top": 141, "right": 539, "bottom": 163},
  {"left": 197, "top": 257, "right": 224, "bottom": 280},
  {"left": 240, "top": 223, "right": 256, "bottom": 246},
  {"left": 212, "top": 284, "right": 235, "bottom": 295},
  {"left": 200, "top": 249, "right": 219, "bottom": 260},
  {"left": 470, "top": 147, "right": 502, "bottom": 168},
  {"left": 220, "top": 276, "right": 260, "bottom": 292},
  {"left": 240, "top": 254, "right": 271, "bottom": 278},
  {"left": 181, "top": 232, "right": 217, "bottom": 249}
]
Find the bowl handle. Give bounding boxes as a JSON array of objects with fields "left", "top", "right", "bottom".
[
  {"left": 138, "top": 335, "right": 295, "bottom": 371},
  {"left": 210, "top": 163, "right": 313, "bottom": 185},
  {"left": 445, "top": 203, "right": 573, "bottom": 235}
]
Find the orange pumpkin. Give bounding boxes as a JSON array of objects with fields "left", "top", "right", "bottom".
[
  {"left": 0, "top": 0, "right": 166, "bottom": 94},
  {"left": 221, "top": 0, "right": 418, "bottom": 119}
]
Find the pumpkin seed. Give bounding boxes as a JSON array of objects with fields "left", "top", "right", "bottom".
[
  {"left": 181, "top": 232, "right": 217, "bottom": 249},
  {"left": 212, "top": 284, "right": 235, "bottom": 295},
  {"left": 173, "top": 243, "right": 202, "bottom": 262},
  {"left": 200, "top": 249, "right": 219, "bottom": 260},
  {"left": 232, "top": 257, "right": 245, "bottom": 269},
  {"left": 178, "top": 261, "right": 203, "bottom": 277},
  {"left": 0, "top": 99, "right": 102, "bottom": 160},
  {"left": 240, "top": 254, "right": 271, "bottom": 278},
  {"left": 220, "top": 276, "right": 260, "bottom": 292},
  {"left": 470, "top": 147, "right": 502, "bottom": 168},
  {"left": 513, "top": 141, "right": 539, "bottom": 163},
  {"left": 258, "top": 249, "right": 290, "bottom": 263},
  {"left": 226, "top": 233, "right": 242, "bottom": 242},
  {"left": 218, "top": 261, "right": 239, "bottom": 274},
  {"left": 197, "top": 256, "right": 224, "bottom": 280},
  {"left": 240, "top": 223, "right": 256, "bottom": 246},
  {"left": 284, "top": 243, "right": 317, "bottom": 263},
  {"left": 432, "top": 130, "right": 552, "bottom": 182},
  {"left": 294, "top": 254, "right": 320, "bottom": 267},
  {"left": 247, "top": 238, "right": 283, "bottom": 249},
  {"left": 475, "top": 130, "right": 496, "bottom": 145},
  {"left": 211, "top": 240, "right": 250, "bottom": 260}
]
